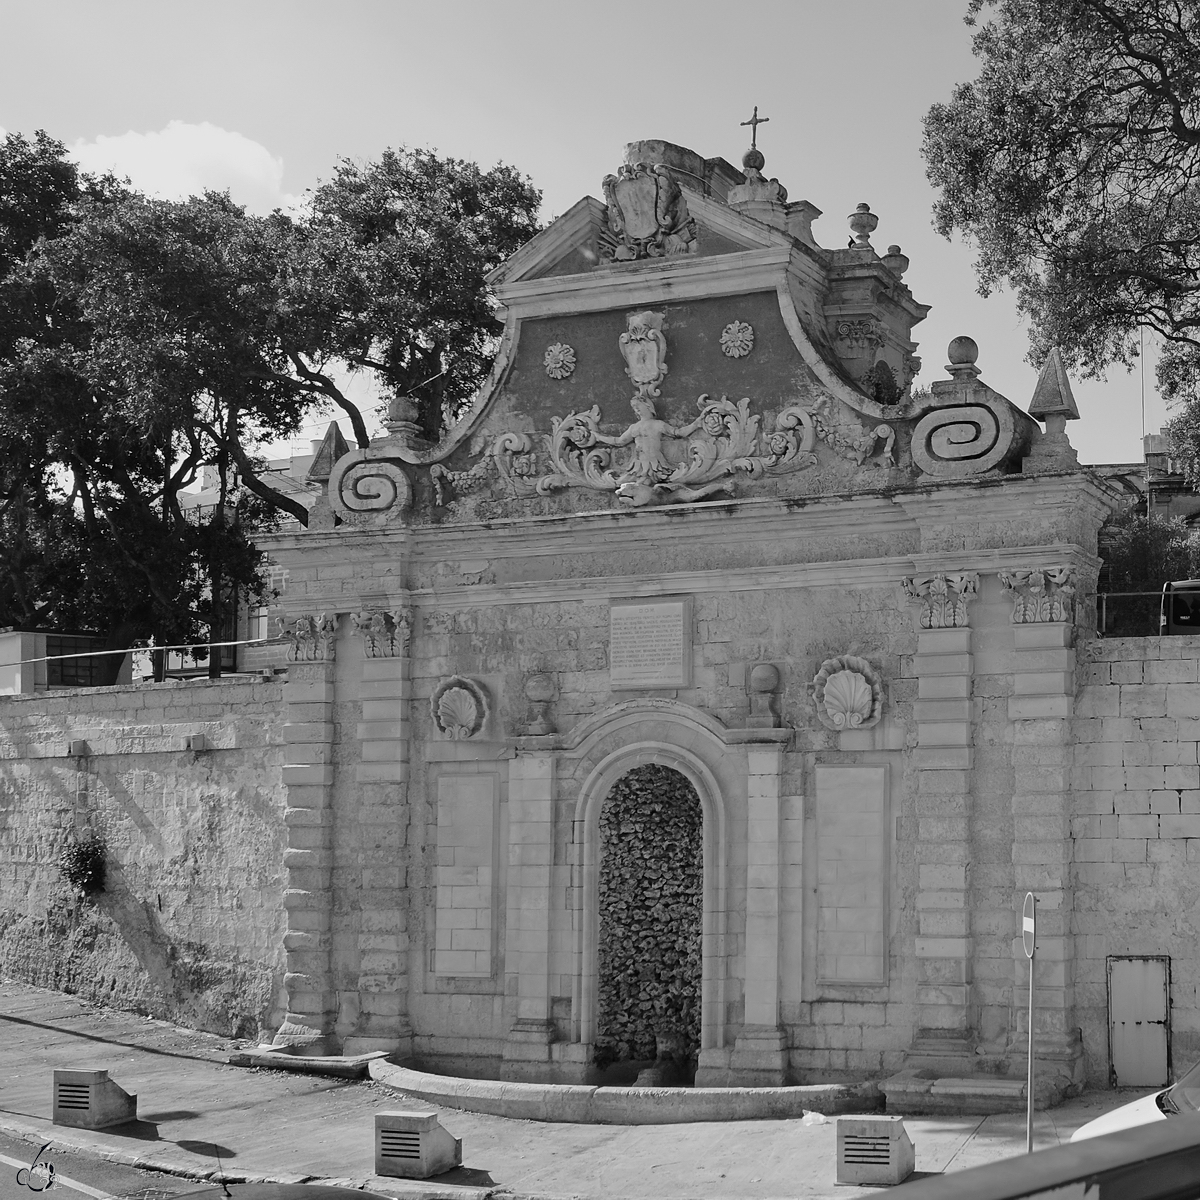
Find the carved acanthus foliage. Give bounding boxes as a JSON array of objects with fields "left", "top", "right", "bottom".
[
  {"left": 902, "top": 573, "right": 980, "bottom": 629},
  {"left": 599, "top": 162, "right": 698, "bottom": 263},
  {"left": 350, "top": 608, "right": 412, "bottom": 657},
  {"left": 812, "top": 655, "right": 883, "bottom": 731},
  {"left": 431, "top": 676, "right": 489, "bottom": 740},
  {"left": 277, "top": 613, "right": 339, "bottom": 662},
  {"left": 999, "top": 566, "right": 1076, "bottom": 624}
]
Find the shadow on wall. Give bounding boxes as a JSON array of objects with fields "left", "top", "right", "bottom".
[{"left": 0, "top": 754, "right": 284, "bottom": 1039}]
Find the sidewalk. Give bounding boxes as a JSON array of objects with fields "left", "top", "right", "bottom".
[{"left": 0, "top": 981, "right": 1136, "bottom": 1200}]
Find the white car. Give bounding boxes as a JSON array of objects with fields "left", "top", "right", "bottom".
[{"left": 1071, "top": 1061, "right": 1200, "bottom": 1141}]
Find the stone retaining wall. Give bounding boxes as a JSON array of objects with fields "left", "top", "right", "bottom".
[
  {"left": 0, "top": 677, "right": 287, "bottom": 1038},
  {"left": 1074, "top": 636, "right": 1200, "bottom": 1081}
]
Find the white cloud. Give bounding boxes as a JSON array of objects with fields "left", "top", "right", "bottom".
[{"left": 70, "top": 121, "right": 297, "bottom": 215}]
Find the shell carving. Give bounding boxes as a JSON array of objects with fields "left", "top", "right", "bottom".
[
  {"left": 811, "top": 654, "right": 883, "bottom": 732},
  {"left": 823, "top": 669, "right": 873, "bottom": 729},
  {"left": 430, "top": 675, "right": 489, "bottom": 740},
  {"left": 438, "top": 687, "right": 479, "bottom": 739}
]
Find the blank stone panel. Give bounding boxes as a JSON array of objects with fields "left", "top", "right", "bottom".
[
  {"left": 434, "top": 774, "right": 497, "bottom": 976},
  {"left": 815, "top": 765, "right": 888, "bottom": 985}
]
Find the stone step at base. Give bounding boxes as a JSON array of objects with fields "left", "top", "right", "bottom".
[{"left": 881, "top": 1072, "right": 1068, "bottom": 1115}]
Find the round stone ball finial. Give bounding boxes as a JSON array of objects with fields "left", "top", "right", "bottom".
[
  {"left": 742, "top": 147, "right": 765, "bottom": 173},
  {"left": 946, "top": 335, "right": 982, "bottom": 381},
  {"left": 749, "top": 663, "right": 780, "bottom": 694},
  {"left": 947, "top": 335, "right": 979, "bottom": 365}
]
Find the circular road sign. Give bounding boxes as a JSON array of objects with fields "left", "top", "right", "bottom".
[{"left": 1022, "top": 891, "right": 1036, "bottom": 959}]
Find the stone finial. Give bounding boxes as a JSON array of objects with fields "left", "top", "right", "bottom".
[
  {"left": 848, "top": 203, "right": 878, "bottom": 249},
  {"left": 524, "top": 672, "right": 556, "bottom": 735},
  {"left": 1023, "top": 347, "right": 1081, "bottom": 473},
  {"left": 747, "top": 662, "right": 781, "bottom": 729},
  {"left": 1028, "top": 347, "right": 1080, "bottom": 421},
  {"left": 945, "top": 336, "right": 982, "bottom": 380},
  {"left": 882, "top": 245, "right": 909, "bottom": 278},
  {"left": 306, "top": 422, "right": 350, "bottom": 484}
]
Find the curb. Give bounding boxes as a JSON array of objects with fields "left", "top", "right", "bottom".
[
  {"left": 369, "top": 1060, "right": 881, "bottom": 1124},
  {"left": 0, "top": 1115, "right": 491, "bottom": 1199}
]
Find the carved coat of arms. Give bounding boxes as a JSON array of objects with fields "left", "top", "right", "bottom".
[{"left": 599, "top": 162, "right": 698, "bottom": 262}]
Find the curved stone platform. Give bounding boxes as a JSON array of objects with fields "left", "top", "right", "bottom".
[{"left": 369, "top": 1059, "right": 881, "bottom": 1124}]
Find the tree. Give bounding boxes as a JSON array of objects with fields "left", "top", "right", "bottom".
[
  {"left": 923, "top": 2, "right": 1200, "bottom": 403},
  {"left": 0, "top": 133, "right": 541, "bottom": 662},
  {"left": 1099, "top": 505, "right": 1200, "bottom": 634}
]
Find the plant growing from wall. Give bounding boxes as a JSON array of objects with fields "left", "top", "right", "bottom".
[
  {"left": 594, "top": 765, "right": 702, "bottom": 1069},
  {"left": 60, "top": 832, "right": 106, "bottom": 897}
]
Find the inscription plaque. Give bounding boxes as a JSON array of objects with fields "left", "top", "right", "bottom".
[{"left": 609, "top": 597, "right": 692, "bottom": 688}]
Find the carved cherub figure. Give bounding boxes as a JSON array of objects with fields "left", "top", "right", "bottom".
[{"left": 592, "top": 395, "right": 705, "bottom": 485}]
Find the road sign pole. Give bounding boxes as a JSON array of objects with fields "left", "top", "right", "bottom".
[{"left": 1023, "top": 891, "right": 1037, "bottom": 1154}]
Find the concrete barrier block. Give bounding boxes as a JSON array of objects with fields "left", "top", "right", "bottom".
[
  {"left": 374, "top": 1110, "right": 462, "bottom": 1179},
  {"left": 836, "top": 1114, "right": 915, "bottom": 1186},
  {"left": 53, "top": 1069, "right": 136, "bottom": 1129}
]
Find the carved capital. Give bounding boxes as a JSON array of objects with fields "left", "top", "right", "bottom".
[
  {"left": 277, "top": 612, "right": 339, "bottom": 662},
  {"left": 998, "top": 566, "right": 1076, "bottom": 624},
  {"left": 812, "top": 655, "right": 882, "bottom": 731},
  {"left": 349, "top": 608, "right": 412, "bottom": 657},
  {"left": 901, "top": 573, "right": 979, "bottom": 629}
]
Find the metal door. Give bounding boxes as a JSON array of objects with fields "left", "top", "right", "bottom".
[{"left": 1109, "top": 955, "right": 1170, "bottom": 1087}]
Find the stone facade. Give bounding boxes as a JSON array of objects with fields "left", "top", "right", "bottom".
[{"left": 254, "top": 137, "right": 1127, "bottom": 1097}]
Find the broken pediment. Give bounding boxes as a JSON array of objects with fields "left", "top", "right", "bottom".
[{"left": 312, "top": 138, "right": 1043, "bottom": 526}]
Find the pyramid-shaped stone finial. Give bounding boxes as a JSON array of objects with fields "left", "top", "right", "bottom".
[
  {"left": 1029, "top": 347, "right": 1080, "bottom": 421},
  {"left": 306, "top": 421, "right": 351, "bottom": 484}
]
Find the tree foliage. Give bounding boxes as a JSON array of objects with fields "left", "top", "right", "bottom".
[
  {"left": 0, "top": 132, "right": 540, "bottom": 653},
  {"left": 923, "top": 1, "right": 1200, "bottom": 396},
  {"left": 1098, "top": 505, "right": 1200, "bottom": 634}
]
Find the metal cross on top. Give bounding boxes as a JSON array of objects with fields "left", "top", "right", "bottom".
[{"left": 741, "top": 105, "right": 770, "bottom": 149}]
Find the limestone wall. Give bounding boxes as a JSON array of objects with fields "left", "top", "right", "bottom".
[
  {"left": 1074, "top": 636, "right": 1200, "bottom": 1083},
  {"left": 0, "top": 677, "right": 287, "bottom": 1038}
]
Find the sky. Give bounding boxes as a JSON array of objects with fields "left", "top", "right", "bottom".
[{"left": 0, "top": 0, "right": 1164, "bottom": 465}]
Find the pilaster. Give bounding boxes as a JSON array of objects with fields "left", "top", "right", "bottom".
[
  {"left": 502, "top": 752, "right": 556, "bottom": 1077},
  {"left": 731, "top": 745, "right": 787, "bottom": 1085},
  {"left": 1002, "top": 567, "right": 1084, "bottom": 1087},
  {"left": 276, "top": 617, "right": 340, "bottom": 1053},
  {"left": 346, "top": 607, "right": 413, "bottom": 1055},
  {"left": 903, "top": 573, "right": 978, "bottom": 1068}
]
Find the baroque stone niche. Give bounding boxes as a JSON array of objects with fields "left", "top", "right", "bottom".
[
  {"left": 811, "top": 655, "right": 883, "bottom": 731},
  {"left": 431, "top": 676, "right": 489, "bottom": 740}
]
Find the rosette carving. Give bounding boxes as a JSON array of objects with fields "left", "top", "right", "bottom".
[
  {"left": 544, "top": 342, "right": 576, "bottom": 380},
  {"left": 431, "top": 675, "right": 489, "bottom": 740},
  {"left": 329, "top": 448, "right": 412, "bottom": 525},
  {"left": 812, "top": 655, "right": 882, "bottom": 731},
  {"left": 720, "top": 320, "right": 755, "bottom": 358}
]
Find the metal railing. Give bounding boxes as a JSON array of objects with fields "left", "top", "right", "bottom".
[{"left": 1098, "top": 591, "right": 1164, "bottom": 637}]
